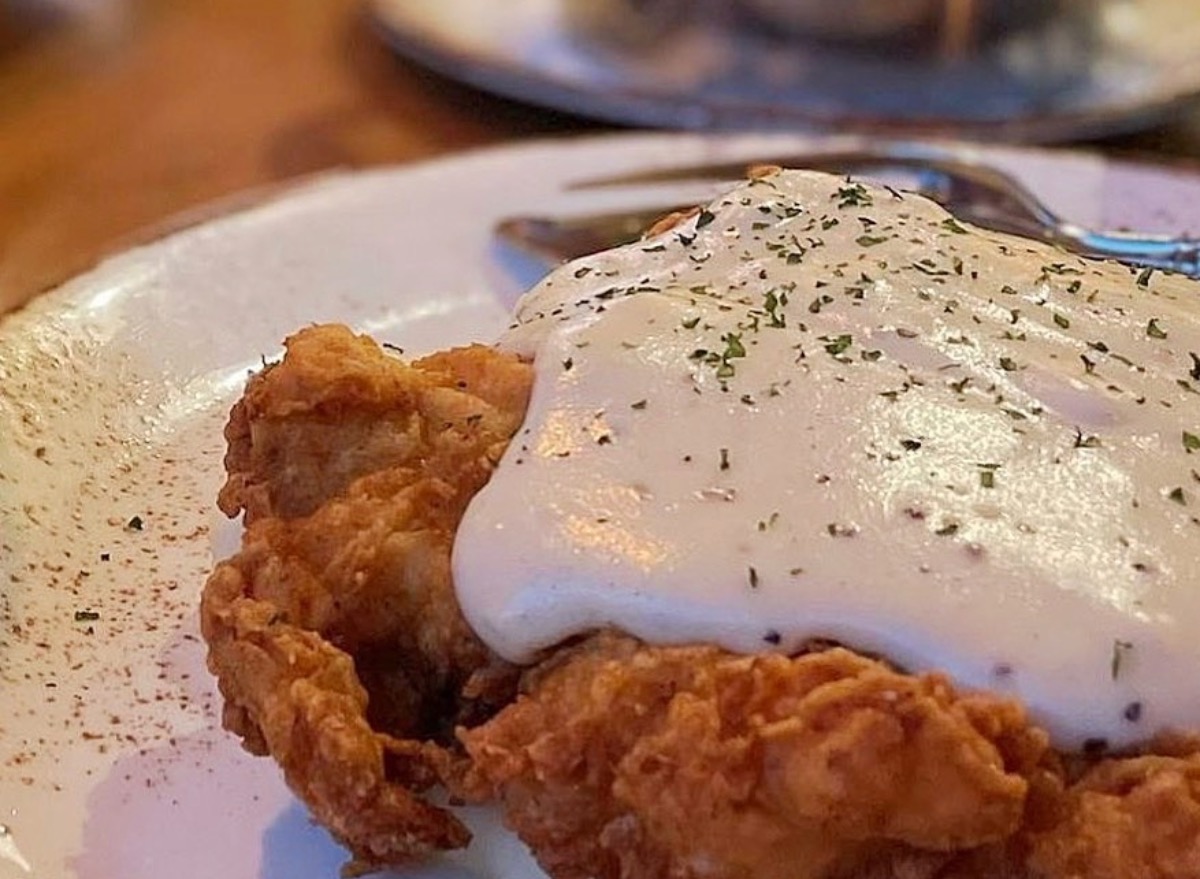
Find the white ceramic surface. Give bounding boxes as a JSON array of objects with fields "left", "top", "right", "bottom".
[
  {"left": 3, "top": 132, "right": 1200, "bottom": 879},
  {"left": 368, "top": 0, "right": 1200, "bottom": 141}
]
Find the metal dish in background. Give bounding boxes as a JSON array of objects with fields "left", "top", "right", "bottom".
[
  {"left": 733, "top": 0, "right": 1054, "bottom": 48},
  {"left": 367, "top": 0, "right": 1200, "bottom": 142}
]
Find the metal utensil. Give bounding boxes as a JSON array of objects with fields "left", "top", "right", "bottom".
[{"left": 495, "top": 146, "right": 1200, "bottom": 284}]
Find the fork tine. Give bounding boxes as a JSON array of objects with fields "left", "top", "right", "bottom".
[
  {"left": 494, "top": 205, "right": 693, "bottom": 265},
  {"left": 567, "top": 145, "right": 1060, "bottom": 236},
  {"left": 566, "top": 144, "right": 967, "bottom": 190},
  {"left": 502, "top": 150, "right": 1200, "bottom": 281}
]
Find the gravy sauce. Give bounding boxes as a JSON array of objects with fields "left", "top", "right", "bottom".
[{"left": 453, "top": 170, "right": 1200, "bottom": 748}]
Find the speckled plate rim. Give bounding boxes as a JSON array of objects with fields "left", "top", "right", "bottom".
[
  {"left": 366, "top": 0, "right": 1200, "bottom": 142},
  {"left": 4, "top": 131, "right": 1200, "bottom": 879}
]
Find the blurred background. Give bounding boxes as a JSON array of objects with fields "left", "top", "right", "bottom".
[
  {"left": 2, "top": 0, "right": 1199, "bottom": 314},
  {"left": 0, "top": 0, "right": 589, "bottom": 310}
]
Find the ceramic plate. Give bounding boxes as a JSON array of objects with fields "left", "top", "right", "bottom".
[
  {"left": 367, "top": 0, "right": 1200, "bottom": 141},
  {"left": 4, "top": 132, "right": 1200, "bottom": 879}
]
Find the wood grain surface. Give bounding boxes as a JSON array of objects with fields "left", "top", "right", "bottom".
[
  {"left": 0, "top": 0, "right": 595, "bottom": 314},
  {"left": 0, "top": 0, "right": 1196, "bottom": 315}
]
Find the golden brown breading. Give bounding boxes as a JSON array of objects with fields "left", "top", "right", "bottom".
[
  {"left": 203, "top": 323, "right": 1200, "bottom": 879},
  {"left": 199, "top": 576, "right": 468, "bottom": 863},
  {"left": 201, "top": 325, "right": 533, "bottom": 870},
  {"left": 219, "top": 324, "right": 532, "bottom": 524},
  {"left": 1027, "top": 750, "right": 1200, "bottom": 879},
  {"left": 456, "top": 631, "right": 1054, "bottom": 879}
]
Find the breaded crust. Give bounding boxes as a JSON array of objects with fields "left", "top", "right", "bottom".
[
  {"left": 202, "top": 324, "right": 1200, "bottom": 879},
  {"left": 457, "top": 631, "right": 1055, "bottom": 879},
  {"left": 201, "top": 325, "right": 531, "bottom": 870}
]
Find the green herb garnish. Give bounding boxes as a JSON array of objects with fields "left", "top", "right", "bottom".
[
  {"left": 834, "top": 182, "right": 872, "bottom": 208},
  {"left": 1111, "top": 639, "right": 1133, "bottom": 680},
  {"left": 856, "top": 234, "right": 888, "bottom": 248},
  {"left": 823, "top": 334, "right": 853, "bottom": 356}
]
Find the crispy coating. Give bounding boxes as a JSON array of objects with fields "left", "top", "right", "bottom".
[
  {"left": 203, "top": 323, "right": 1200, "bottom": 879},
  {"left": 1027, "top": 749, "right": 1200, "bottom": 878},
  {"left": 219, "top": 323, "right": 532, "bottom": 524},
  {"left": 457, "top": 632, "right": 1054, "bottom": 879},
  {"left": 201, "top": 325, "right": 532, "bottom": 870}
]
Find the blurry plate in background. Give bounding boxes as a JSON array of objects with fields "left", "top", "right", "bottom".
[
  {"left": 367, "top": 0, "right": 1200, "bottom": 141},
  {"left": 5, "top": 131, "right": 1200, "bottom": 879}
]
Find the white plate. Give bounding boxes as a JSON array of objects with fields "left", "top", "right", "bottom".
[
  {"left": 368, "top": 0, "right": 1200, "bottom": 141},
  {"left": 4, "top": 132, "right": 1200, "bottom": 879}
]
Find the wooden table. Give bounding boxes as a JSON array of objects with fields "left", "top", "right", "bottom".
[
  {"left": 1, "top": 0, "right": 1197, "bottom": 316},
  {"left": 0, "top": 0, "right": 595, "bottom": 315}
]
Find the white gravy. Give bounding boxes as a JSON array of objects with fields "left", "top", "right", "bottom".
[{"left": 453, "top": 170, "right": 1200, "bottom": 749}]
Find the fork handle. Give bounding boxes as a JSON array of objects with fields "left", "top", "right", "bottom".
[{"left": 1062, "top": 228, "right": 1200, "bottom": 277}]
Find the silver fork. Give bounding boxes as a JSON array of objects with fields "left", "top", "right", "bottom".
[{"left": 495, "top": 145, "right": 1200, "bottom": 281}]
